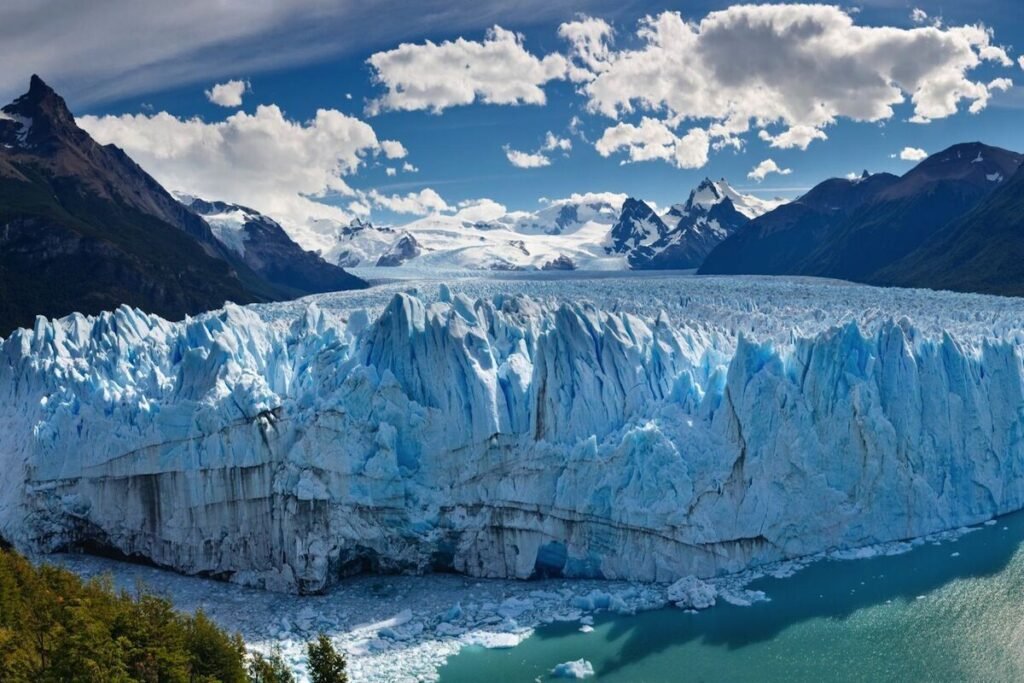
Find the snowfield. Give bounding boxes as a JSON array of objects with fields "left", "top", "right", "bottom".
[{"left": 4, "top": 272, "right": 1024, "bottom": 600}]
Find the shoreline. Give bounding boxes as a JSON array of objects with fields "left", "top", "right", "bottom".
[{"left": 41, "top": 521, "right": 989, "bottom": 682}]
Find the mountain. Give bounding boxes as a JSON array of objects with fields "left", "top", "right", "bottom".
[
  {"left": 183, "top": 197, "right": 365, "bottom": 294},
  {"left": 802, "top": 143, "right": 1023, "bottom": 280},
  {"left": 512, "top": 193, "right": 623, "bottom": 235},
  {"left": 286, "top": 183, "right": 775, "bottom": 273},
  {"left": 874, "top": 161, "right": 1024, "bottom": 296},
  {"left": 314, "top": 194, "right": 628, "bottom": 271},
  {"left": 0, "top": 76, "right": 362, "bottom": 336},
  {"left": 330, "top": 217, "right": 400, "bottom": 267},
  {"left": 701, "top": 144, "right": 1022, "bottom": 283},
  {"left": 606, "top": 181, "right": 779, "bottom": 270},
  {"left": 375, "top": 231, "right": 423, "bottom": 266},
  {"left": 605, "top": 198, "right": 671, "bottom": 266},
  {"left": 699, "top": 170, "right": 900, "bottom": 275},
  {"left": 651, "top": 178, "right": 779, "bottom": 269}
]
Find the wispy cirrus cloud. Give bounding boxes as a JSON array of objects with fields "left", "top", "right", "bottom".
[{"left": 0, "top": 0, "right": 622, "bottom": 107}]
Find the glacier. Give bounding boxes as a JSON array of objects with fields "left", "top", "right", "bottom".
[{"left": 3, "top": 273, "right": 1024, "bottom": 594}]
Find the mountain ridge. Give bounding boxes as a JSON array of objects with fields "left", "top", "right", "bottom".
[{"left": 0, "top": 75, "right": 365, "bottom": 336}]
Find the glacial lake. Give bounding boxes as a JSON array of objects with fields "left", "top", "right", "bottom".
[{"left": 439, "top": 511, "right": 1024, "bottom": 682}]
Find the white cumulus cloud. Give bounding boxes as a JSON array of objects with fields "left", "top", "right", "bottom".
[
  {"left": 503, "top": 130, "right": 572, "bottom": 168},
  {"left": 747, "top": 158, "right": 792, "bottom": 182},
  {"left": 455, "top": 198, "right": 508, "bottom": 222},
  {"left": 368, "top": 188, "right": 449, "bottom": 215},
  {"left": 595, "top": 117, "right": 709, "bottom": 169},
  {"left": 205, "top": 79, "right": 249, "bottom": 107},
  {"left": 504, "top": 146, "right": 552, "bottom": 168},
  {"left": 79, "top": 104, "right": 397, "bottom": 251},
  {"left": 758, "top": 125, "right": 828, "bottom": 151},
  {"left": 895, "top": 146, "right": 928, "bottom": 161},
  {"left": 560, "top": 5, "right": 1015, "bottom": 166},
  {"left": 380, "top": 139, "right": 408, "bottom": 158},
  {"left": 366, "top": 26, "right": 568, "bottom": 114}
]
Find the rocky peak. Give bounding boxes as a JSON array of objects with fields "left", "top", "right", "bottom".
[
  {"left": 607, "top": 198, "right": 668, "bottom": 253},
  {"left": 1, "top": 75, "right": 81, "bottom": 152}
]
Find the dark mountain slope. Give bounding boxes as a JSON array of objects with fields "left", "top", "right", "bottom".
[
  {"left": 699, "top": 171, "right": 899, "bottom": 275},
  {"left": 0, "top": 76, "right": 364, "bottom": 335},
  {"left": 873, "top": 162, "right": 1024, "bottom": 296},
  {"left": 184, "top": 197, "right": 366, "bottom": 295},
  {"left": 802, "top": 143, "right": 1022, "bottom": 280}
]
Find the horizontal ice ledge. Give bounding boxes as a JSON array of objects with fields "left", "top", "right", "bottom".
[{"left": 2, "top": 282, "right": 1024, "bottom": 593}]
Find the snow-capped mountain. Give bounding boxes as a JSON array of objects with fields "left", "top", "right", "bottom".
[
  {"left": 511, "top": 193, "right": 624, "bottom": 235},
  {"left": 329, "top": 218, "right": 401, "bottom": 267},
  {"left": 4, "top": 277, "right": 1024, "bottom": 593},
  {"left": 283, "top": 185, "right": 780, "bottom": 272},
  {"left": 649, "top": 179, "right": 781, "bottom": 269},
  {"left": 604, "top": 198, "right": 672, "bottom": 269},
  {"left": 183, "top": 197, "right": 365, "bottom": 295},
  {"left": 316, "top": 193, "right": 631, "bottom": 271},
  {"left": 702, "top": 143, "right": 1024, "bottom": 288},
  {"left": 672, "top": 177, "right": 783, "bottom": 221},
  {"left": 603, "top": 180, "right": 779, "bottom": 270},
  {"left": 375, "top": 231, "right": 423, "bottom": 266}
]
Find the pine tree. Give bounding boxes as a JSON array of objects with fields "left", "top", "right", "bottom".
[
  {"left": 306, "top": 634, "right": 347, "bottom": 683},
  {"left": 248, "top": 647, "right": 295, "bottom": 683}
]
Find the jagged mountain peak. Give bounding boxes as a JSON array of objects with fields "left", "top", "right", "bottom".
[
  {"left": 667, "top": 177, "right": 779, "bottom": 222},
  {"left": 607, "top": 198, "right": 669, "bottom": 257},
  {"left": 1, "top": 75, "right": 80, "bottom": 151}
]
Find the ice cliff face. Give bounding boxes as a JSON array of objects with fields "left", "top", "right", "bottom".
[{"left": 3, "top": 278, "right": 1024, "bottom": 593}]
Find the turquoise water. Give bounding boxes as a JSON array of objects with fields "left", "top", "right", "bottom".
[{"left": 439, "top": 514, "right": 1024, "bottom": 682}]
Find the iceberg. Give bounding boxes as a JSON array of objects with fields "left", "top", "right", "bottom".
[
  {"left": 2, "top": 275, "right": 1024, "bottom": 594},
  {"left": 552, "top": 659, "right": 596, "bottom": 679}
]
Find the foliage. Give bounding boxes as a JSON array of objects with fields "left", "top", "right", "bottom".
[
  {"left": 307, "top": 634, "right": 348, "bottom": 683},
  {"left": 248, "top": 647, "right": 295, "bottom": 683},
  {"left": 0, "top": 548, "right": 249, "bottom": 682}
]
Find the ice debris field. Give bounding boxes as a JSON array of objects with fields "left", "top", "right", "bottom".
[
  {"left": 48, "top": 525, "right": 979, "bottom": 682},
  {"left": 3, "top": 271, "right": 1024, "bottom": 678}
]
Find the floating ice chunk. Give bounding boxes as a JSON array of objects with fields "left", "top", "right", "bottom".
[
  {"left": 667, "top": 576, "right": 717, "bottom": 610},
  {"left": 719, "top": 588, "right": 768, "bottom": 607},
  {"left": 552, "top": 659, "right": 596, "bottom": 679}
]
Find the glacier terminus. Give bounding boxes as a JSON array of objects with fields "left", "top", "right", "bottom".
[{"left": 3, "top": 273, "right": 1024, "bottom": 595}]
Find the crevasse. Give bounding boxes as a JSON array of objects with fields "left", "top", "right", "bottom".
[{"left": 1, "top": 284, "right": 1023, "bottom": 594}]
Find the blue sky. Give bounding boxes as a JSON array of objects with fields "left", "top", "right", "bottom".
[{"left": 4, "top": 0, "right": 1023, "bottom": 227}]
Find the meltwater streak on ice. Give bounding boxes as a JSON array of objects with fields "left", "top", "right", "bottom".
[{"left": 2, "top": 275, "right": 1024, "bottom": 593}]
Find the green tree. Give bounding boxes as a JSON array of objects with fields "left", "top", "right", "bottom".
[
  {"left": 186, "top": 611, "right": 247, "bottom": 683},
  {"left": 306, "top": 634, "right": 347, "bottom": 683},
  {"left": 0, "top": 548, "right": 250, "bottom": 683},
  {"left": 248, "top": 647, "right": 295, "bottom": 683}
]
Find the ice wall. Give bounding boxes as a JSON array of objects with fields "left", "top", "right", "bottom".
[{"left": 2, "top": 283, "right": 1023, "bottom": 593}]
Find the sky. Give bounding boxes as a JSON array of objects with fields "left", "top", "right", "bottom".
[{"left": 3, "top": 0, "right": 1024, "bottom": 235}]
